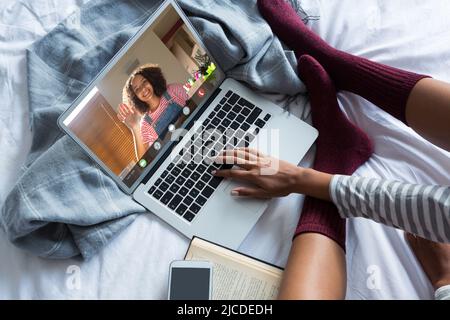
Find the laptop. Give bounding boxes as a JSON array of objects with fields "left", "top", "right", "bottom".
[{"left": 58, "top": 0, "right": 318, "bottom": 250}]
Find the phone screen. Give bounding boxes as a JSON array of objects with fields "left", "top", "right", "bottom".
[{"left": 169, "top": 267, "right": 211, "bottom": 300}]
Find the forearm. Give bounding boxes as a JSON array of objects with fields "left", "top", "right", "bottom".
[
  {"left": 293, "top": 168, "right": 333, "bottom": 201},
  {"left": 292, "top": 168, "right": 450, "bottom": 243},
  {"left": 130, "top": 126, "right": 147, "bottom": 160},
  {"left": 330, "top": 175, "right": 450, "bottom": 243}
]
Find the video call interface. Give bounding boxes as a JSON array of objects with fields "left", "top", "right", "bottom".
[{"left": 63, "top": 4, "right": 219, "bottom": 188}]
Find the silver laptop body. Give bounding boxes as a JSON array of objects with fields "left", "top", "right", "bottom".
[{"left": 58, "top": 0, "right": 318, "bottom": 250}]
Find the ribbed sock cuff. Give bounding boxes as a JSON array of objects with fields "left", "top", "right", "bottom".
[
  {"left": 328, "top": 51, "right": 431, "bottom": 124},
  {"left": 351, "top": 57, "right": 430, "bottom": 124},
  {"left": 295, "top": 197, "right": 346, "bottom": 251}
]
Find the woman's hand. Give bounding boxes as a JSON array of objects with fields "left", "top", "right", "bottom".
[
  {"left": 117, "top": 103, "right": 141, "bottom": 130},
  {"left": 213, "top": 148, "right": 304, "bottom": 199},
  {"left": 213, "top": 148, "right": 334, "bottom": 201}
]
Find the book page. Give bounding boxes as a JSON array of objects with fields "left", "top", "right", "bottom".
[{"left": 185, "top": 240, "right": 282, "bottom": 300}]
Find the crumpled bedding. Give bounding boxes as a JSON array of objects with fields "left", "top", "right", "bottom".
[
  {"left": 1, "top": 0, "right": 303, "bottom": 260},
  {"left": 1, "top": 0, "right": 449, "bottom": 299}
]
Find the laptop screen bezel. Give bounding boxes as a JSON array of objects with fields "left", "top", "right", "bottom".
[{"left": 57, "top": 0, "right": 226, "bottom": 194}]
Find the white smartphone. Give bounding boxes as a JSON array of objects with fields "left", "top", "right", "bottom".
[{"left": 168, "top": 260, "right": 213, "bottom": 300}]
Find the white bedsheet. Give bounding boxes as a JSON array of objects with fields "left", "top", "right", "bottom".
[{"left": 1, "top": 0, "right": 449, "bottom": 299}]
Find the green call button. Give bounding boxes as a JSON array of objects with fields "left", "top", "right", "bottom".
[{"left": 138, "top": 159, "right": 148, "bottom": 168}]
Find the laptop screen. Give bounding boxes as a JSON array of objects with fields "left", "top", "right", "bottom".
[{"left": 60, "top": 1, "right": 223, "bottom": 190}]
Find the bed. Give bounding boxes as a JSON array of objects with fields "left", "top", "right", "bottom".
[{"left": 1, "top": 0, "right": 449, "bottom": 299}]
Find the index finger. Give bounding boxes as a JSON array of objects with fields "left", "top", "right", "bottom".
[
  {"left": 237, "top": 147, "right": 266, "bottom": 158},
  {"left": 213, "top": 168, "right": 256, "bottom": 182},
  {"left": 214, "top": 156, "right": 256, "bottom": 170},
  {"left": 217, "top": 149, "right": 259, "bottom": 162}
]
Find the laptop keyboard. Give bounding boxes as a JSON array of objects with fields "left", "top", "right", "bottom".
[{"left": 148, "top": 90, "right": 272, "bottom": 223}]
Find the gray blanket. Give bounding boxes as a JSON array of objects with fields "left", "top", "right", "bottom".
[{"left": 0, "top": 0, "right": 306, "bottom": 259}]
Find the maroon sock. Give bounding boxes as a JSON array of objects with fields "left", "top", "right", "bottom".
[
  {"left": 258, "top": 0, "right": 430, "bottom": 124},
  {"left": 295, "top": 55, "right": 374, "bottom": 250}
]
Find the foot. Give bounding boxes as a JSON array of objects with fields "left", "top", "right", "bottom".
[
  {"left": 406, "top": 233, "right": 450, "bottom": 290},
  {"left": 297, "top": 55, "right": 374, "bottom": 174},
  {"left": 295, "top": 55, "right": 374, "bottom": 251},
  {"left": 257, "top": 0, "right": 334, "bottom": 60}
]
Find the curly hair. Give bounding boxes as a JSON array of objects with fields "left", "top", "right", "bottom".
[{"left": 125, "top": 64, "right": 167, "bottom": 114}]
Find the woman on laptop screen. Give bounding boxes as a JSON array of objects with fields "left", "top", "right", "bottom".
[{"left": 117, "top": 63, "right": 189, "bottom": 160}]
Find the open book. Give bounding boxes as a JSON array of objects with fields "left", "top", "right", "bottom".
[{"left": 184, "top": 237, "right": 283, "bottom": 300}]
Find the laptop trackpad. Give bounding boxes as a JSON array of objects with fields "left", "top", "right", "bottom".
[{"left": 221, "top": 180, "right": 267, "bottom": 212}]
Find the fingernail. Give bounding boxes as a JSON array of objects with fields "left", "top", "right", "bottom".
[
  {"left": 211, "top": 170, "right": 216, "bottom": 175},
  {"left": 231, "top": 190, "right": 239, "bottom": 196}
]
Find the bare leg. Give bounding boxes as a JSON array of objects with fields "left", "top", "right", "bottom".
[
  {"left": 406, "top": 233, "right": 450, "bottom": 291},
  {"left": 278, "top": 233, "right": 346, "bottom": 300},
  {"left": 406, "top": 78, "right": 450, "bottom": 152}
]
